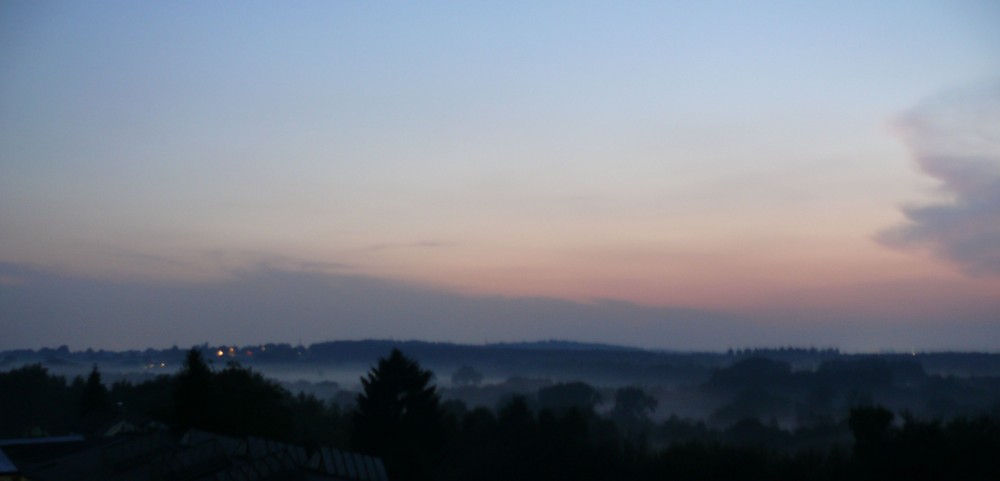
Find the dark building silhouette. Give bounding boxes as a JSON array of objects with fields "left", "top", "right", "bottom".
[{"left": 0, "top": 428, "right": 387, "bottom": 481}]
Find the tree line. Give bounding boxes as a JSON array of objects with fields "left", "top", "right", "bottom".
[{"left": 1, "top": 348, "right": 999, "bottom": 480}]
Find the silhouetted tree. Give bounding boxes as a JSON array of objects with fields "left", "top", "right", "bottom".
[
  {"left": 208, "top": 362, "right": 292, "bottom": 439},
  {"left": 171, "top": 348, "right": 297, "bottom": 439},
  {"left": 538, "top": 381, "right": 601, "bottom": 412},
  {"left": 710, "top": 385, "right": 791, "bottom": 426},
  {"left": 0, "top": 364, "right": 75, "bottom": 436},
  {"left": 849, "top": 405, "right": 894, "bottom": 448},
  {"left": 818, "top": 358, "right": 894, "bottom": 392},
  {"left": 173, "top": 348, "right": 212, "bottom": 429},
  {"left": 849, "top": 405, "right": 895, "bottom": 479},
  {"left": 612, "top": 386, "right": 657, "bottom": 421},
  {"left": 706, "top": 357, "right": 792, "bottom": 393},
  {"left": 352, "top": 348, "right": 446, "bottom": 481},
  {"left": 290, "top": 392, "right": 350, "bottom": 450},
  {"left": 451, "top": 365, "right": 483, "bottom": 387},
  {"left": 110, "top": 374, "right": 173, "bottom": 421},
  {"left": 611, "top": 386, "right": 657, "bottom": 447},
  {"left": 78, "top": 364, "right": 110, "bottom": 418}
]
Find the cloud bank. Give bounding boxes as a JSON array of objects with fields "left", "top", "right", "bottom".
[
  {"left": 3, "top": 262, "right": 999, "bottom": 352},
  {"left": 879, "top": 81, "right": 1000, "bottom": 275},
  {"left": 0, "top": 261, "right": 753, "bottom": 351}
]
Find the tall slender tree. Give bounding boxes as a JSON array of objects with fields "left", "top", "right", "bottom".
[
  {"left": 173, "top": 348, "right": 212, "bottom": 429},
  {"left": 352, "top": 348, "right": 445, "bottom": 481},
  {"left": 79, "top": 364, "right": 110, "bottom": 418}
]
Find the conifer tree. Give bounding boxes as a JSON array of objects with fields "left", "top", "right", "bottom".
[
  {"left": 173, "top": 348, "right": 212, "bottom": 429},
  {"left": 79, "top": 365, "right": 110, "bottom": 417},
  {"left": 352, "top": 348, "right": 445, "bottom": 481}
]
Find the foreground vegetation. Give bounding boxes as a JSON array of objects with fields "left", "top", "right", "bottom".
[{"left": 1, "top": 348, "right": 999, "bottom": 481}]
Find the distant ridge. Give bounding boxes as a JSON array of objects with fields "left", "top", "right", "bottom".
[
  {"left": 301, "top": 339, "right": 646, "bottom": 363},
  {"left": 304, "top": 339, "right": 642, "bottom": 351},
  {"left": 5, "top": 340, "right": 1000, "bottom": 380},
  {"left": 486, "top": 340, "right": 642, "bottom": 352}
]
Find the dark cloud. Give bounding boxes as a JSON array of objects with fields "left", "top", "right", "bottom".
[
  {"left": 878, "top": 81, "right": 1000, "bottom": 276},
  {"left": 3, "top": 262, "right": 999, "bottom": 352},
  {"left": 0, "top": 261, "right": 750, "bottom": 351}
]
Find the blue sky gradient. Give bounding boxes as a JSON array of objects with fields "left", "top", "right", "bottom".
[{"left": 2, "top": 2, "right": 999, "bottom": 350}]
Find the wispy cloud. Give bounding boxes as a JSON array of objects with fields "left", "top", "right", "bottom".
[
  {"left": 197, "top": 249, "right": 353, "bottom": 274},
  {"left": 366, "top": 241, "right": 458, "bottom": 252},
  {"left": 104, "top": 246, "right": 192, "bottom": 269},
  {"left": 878, "top": 80, "right": 1000, "bottom": 276}
]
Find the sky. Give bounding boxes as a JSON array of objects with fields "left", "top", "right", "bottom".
[{"left": 1, "top": 1, "right": 999, "bottom": 352}]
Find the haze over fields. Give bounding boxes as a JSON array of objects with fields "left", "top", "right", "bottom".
[{"left": 2, "top": 2, "right": 999, "bottom": 351}]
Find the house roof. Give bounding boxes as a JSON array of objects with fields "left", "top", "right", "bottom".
[
  {"left": 0, "top": 448, "right": 17, "bottom": 474},
  {"left": 2, "top": 429, "right": 386, "bottom": 481},
  {"left": 0, "top": 435, "right": 86, "bottom": 447}
]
